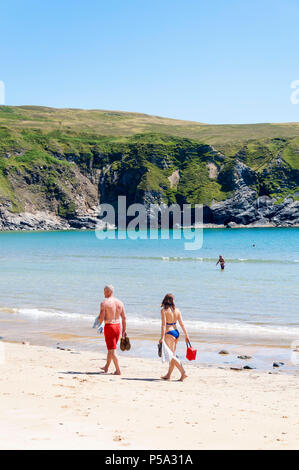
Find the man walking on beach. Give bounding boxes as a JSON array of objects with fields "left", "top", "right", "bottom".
[{"left": 98, "top": 285, "right": 127, "bottom": 375}]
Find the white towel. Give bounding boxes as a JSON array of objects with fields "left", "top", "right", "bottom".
[
  {"left": 161, "top": 340, "right": 173, "bottom": 363},
  {"left": 92, "top": 316, "right": 104, "bottom": 334},
  {"left": 162, "top": 341, "right": 182, "bottom": 365},
  {"left": 161, "top": 340, "right": 181, "bottom": 366}
]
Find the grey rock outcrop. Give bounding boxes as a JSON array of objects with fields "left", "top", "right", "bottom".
[{"left": 209, "top": 161, "right": 299, "bottom": 227}]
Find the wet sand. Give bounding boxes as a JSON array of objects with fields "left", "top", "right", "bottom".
[{"left": 1, "top": 310, "right": 298, "bottom": 373}]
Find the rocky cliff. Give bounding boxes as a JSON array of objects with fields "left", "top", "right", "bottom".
[{"left": 0, "top": 107, "right": 298, "bottom": 230}]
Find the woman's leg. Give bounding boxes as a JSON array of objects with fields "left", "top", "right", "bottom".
[
  {"left": 161, "top": 335, "right": 186, "bottom": 380},
  {"left": 161, "top": 334, "right": 175, "bottom": 379},
  {"left": 172, "top": 338, "right": 187, "bottom": 381}
]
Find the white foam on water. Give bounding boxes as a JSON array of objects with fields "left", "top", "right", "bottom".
[
  {"left": 2, "top": 306, "right": 299, "bottom": 340},
  {"left": 5, "top": 307, "right": 92, "bottom": 322},
  {"left": 116, "top": 314, "right": 299, "bottom": 338}
]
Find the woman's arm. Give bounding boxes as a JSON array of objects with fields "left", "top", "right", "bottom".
[
  {"left": 159, "top": 309, "right": 166, "bottom": 343},
  {"left": 178, "top": 311, "right": 190, "bottom": 344}
]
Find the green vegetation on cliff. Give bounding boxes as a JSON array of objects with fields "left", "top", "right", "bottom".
[{"left": 0, "top": 105, "right": 298, "bottom": 219}]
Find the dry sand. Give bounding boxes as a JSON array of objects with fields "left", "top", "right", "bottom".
[{"left": 0, "top": 342, "right": 298, "bottom": 450}]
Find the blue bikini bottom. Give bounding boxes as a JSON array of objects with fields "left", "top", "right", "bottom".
[{"left": 166, "top": 329, "right": 180, "bottom": 339}]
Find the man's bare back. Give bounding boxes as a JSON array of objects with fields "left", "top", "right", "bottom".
[{"left": 100, "top": 297, "right": 125, "bottom": 324}]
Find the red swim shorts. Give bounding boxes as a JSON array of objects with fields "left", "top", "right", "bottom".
[{"left": 104, "top": 323, "right": 121, "bottom": 350}]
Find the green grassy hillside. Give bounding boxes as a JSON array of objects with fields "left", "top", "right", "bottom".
[{"left": 1, "top": 105, "right": 299, "bottom": 147}]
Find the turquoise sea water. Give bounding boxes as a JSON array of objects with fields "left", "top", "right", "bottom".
[{"left": 0, "top": 228, "right": 298, "bottom": 369}]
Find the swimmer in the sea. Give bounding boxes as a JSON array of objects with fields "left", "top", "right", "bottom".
[{"left": 216, "top": 255, "right": 225, "bottom": 270}]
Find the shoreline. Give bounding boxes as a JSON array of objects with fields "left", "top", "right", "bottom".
[
  {"left": 1, "top": 224, "right": 299, "bottom": 234},
  {"left": 0, "top": 341, "right": 298, "bottom": 450},
  {"left": 1, "top": 306, "right": 298, "bottom": 376}
]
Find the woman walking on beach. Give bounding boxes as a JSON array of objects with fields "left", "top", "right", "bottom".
[{"left": 159, "top": 293, "right": 189, "bottom": 381}]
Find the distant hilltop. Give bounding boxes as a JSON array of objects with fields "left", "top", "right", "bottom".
[
  {"left": 2, "top": 105, "right": 299, "bottom": 143},
  {"left": 0, "top": 105, "right": 298, "bottom": 230}
]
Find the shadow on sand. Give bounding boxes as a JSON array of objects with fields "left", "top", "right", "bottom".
[
  {"left": 121, "top": 377, "right": 161, "bottom": 382},
  {"left": 61, "top": 371, "right": 104, "bottom": 375},
  {"left": 60, "top": 371, "right": 161, "bottom": 381}
]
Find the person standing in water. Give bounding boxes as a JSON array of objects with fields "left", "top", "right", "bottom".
[
  {"left": 97, "top": 285, "right": 126, "bottom": 375},
  {"left": 216, "top": 255, "right": 225, "bottom": 270},
  {"left": 159, "top": 293, "right": 189, "bottom": 381}
]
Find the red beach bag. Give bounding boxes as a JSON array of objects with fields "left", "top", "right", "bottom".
[{"left": 186, "top": 342, "right": 197, "bottom": 361}]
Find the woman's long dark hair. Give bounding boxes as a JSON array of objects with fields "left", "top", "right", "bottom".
[{"left": 161, "top": 293, "right": 175, "bottom": 311}]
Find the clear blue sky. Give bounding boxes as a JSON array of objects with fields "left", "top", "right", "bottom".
[{"left": 1, "top": 0, "right": 299, "bottom": 124}]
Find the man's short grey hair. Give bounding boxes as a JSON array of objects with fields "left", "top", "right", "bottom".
[{"left": 104, "top": 284, "right": 114, "bottom": 293}]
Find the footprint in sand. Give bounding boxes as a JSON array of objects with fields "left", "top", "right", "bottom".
[{"left": 31, "top": 438, "right": 50, "bottom": 441}]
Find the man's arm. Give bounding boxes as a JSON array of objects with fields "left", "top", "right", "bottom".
[
  {"left": 120, "top": 303, "right": 127, "bottom": 337},
  {"left": 98, "top": 302, "right": 105, "bottom": 324}
]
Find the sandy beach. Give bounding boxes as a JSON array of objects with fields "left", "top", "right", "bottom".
[{"left": 0, "top": 341, "right": 298, "bottom": 450}]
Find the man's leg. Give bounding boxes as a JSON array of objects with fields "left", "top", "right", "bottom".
[
  {"left": 101, "top": 350, "right": 112, "bottom": 372},
  {"left": 110, "top": 349, "right": 121, "bottom": 375}
]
